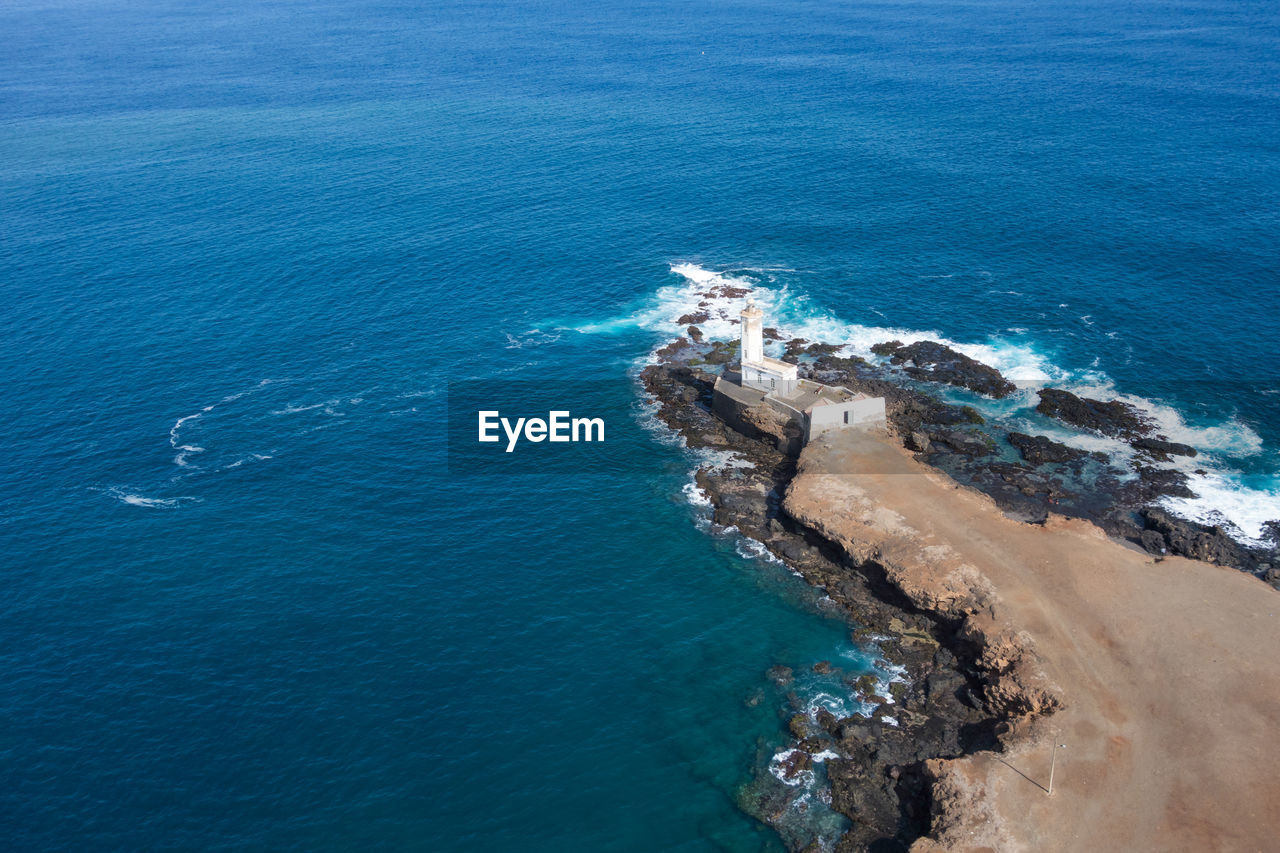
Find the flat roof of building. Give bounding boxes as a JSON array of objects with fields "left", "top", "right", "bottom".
[
  {"left": 743, "top": 356, "right": 798, "bottom": 375},
  {"left": 718, "top": 370, "right": 871, "bottom": 413}
]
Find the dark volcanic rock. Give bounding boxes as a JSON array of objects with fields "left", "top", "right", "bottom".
[
  {"left": 783, "top": 338, "right": 811, "bottom": 359},
  {"left": 1036, "top": 388, "right": 1152, "bottom": 439},
  {"left": 1141, "top": 507, "right": 1258, "bottom": 570},
  {"left": 907, "top": 430, "right": 932, "bottom": 453},
  {"left": 677, "top": 311, "right": 710, "bottom": 325},
  {"left": 1134, "top": 466, "right": 1195, "bottom": 501},
  {"left": 1264, "top": 520, "right": 1280, "bottom": 546},
  {"left": 641, "top": 329, "right": 1275, "bottom": 851},
  {"left": 767, "top": 665, "right": 795, "bottom": 686},
  {"left": 1008, "top": 432, "right": 1088, "bottom": 465},
  {"left": 933, "top": 430, "right": 996, "bottom": 457},
  {"left": 870, "top": 340, "right": 904, "bottom": 357},
  {"left": 878, "top": 340, "right": 1017, "bottom": 399},
  {"left": 698, "top": 340, "right": 740, "bottom": 365},
  {"left": 686, "top": 325, "right": 704, "bottom": 343},
  {"left": 805, "top": 355, "right": 982, "bottom": 440},
  {"left": 1139, "top": 529, "right": 1168, "bottom": 556},
  {"left": 1131, "top": 437, "right": 1198, "bottom": 461},
  {"left": 827, "top": 756, "right": 902, "bottom": 849},
  {"left": 654, "top": 337, "right": 692, "bottom": 360},
  {"left": 763, "top": 326, "right": 783, "bottom": 341},
  {"left": 801, "top": 342, "right": 843, "bottom": 358}
]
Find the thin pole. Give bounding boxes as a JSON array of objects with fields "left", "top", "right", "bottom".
[{"left": 1048, "top": 742, "right": 1064, "bottom": 795}]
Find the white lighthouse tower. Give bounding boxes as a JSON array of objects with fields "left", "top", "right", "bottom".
[
  {"left": 740, "top": 299, "right": 764, "bottom": 364},
  {"left": 738, "top": 299, "right": 798, "bottom": 394}
]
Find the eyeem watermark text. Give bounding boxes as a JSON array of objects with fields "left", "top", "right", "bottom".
[{"left": 478, "top": 411, "right": 605, "bottom": 452}]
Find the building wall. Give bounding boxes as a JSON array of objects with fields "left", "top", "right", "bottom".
[
  {"left": 714, "top": 375, "right": 886, "bottom": 455},
  {"left": 741, "top": 366, "right": 799, "bottom": 396},
  {"left": 806, "top": 397, "right": 887, "bottom": 440},
  {"left": 741, "top": 363, "right": 799, "bottom": 396},
  {"left": 712, "top": 378, "right": 804, "bottom": 456}
]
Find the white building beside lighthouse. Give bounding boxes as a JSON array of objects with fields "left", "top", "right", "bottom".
[
  {"left": 711, "top": 297, "right": 887, "bottom": 455},
  {"left": 738, "top": 299, "right": 799, "bottom": 395}
]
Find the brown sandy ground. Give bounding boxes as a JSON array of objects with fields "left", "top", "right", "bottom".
[{"left": 784, "top": 427, "right": 1280, "bottom": 853}]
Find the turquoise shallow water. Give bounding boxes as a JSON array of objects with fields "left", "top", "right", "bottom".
[{"left": 2, "top": 0, "right": 1279, "bottom": 849}]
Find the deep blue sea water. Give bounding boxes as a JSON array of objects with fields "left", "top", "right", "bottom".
[{"left": 3, "top": 0, "right": 1279, "bottom": 849}]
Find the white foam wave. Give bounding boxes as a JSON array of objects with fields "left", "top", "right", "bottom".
[
  {"left": 120, "top": 493, "right": 178, "bottom": 508},
  {"left": 1159, "top": 471, "right": 1280, "bottom": 545},
  {"left": 223, "top": 453, "right": 274, "bottom": 471},
  {"left": 768, "top": 749, "right": 816, "bottom": 788},
  {"left": 806, "top": 692, "right": 852, "bottom": 719},
  {"left": 504, "top": 329, "right": 562, "bottom": 349},
  {"left": 663, "top": 263, "right": 1060, "bottom": 384},
  {"left": 169, "top": 411, "right": 208, "bottom": 469},
  {"left": 605, "top": 262, "right": 1280, "bottom": 548},
  {"left": 1059, "top": 379, "right": 1264, "bottom": 458},
  {"left": 105, "top": 488, "right": 196, "bottom": 509},
  {"left": 271, "top": 402, "right": 325, "bottom": 415},
  {"left": 682, "top": 480, "right": 713, "bottom": 509},
  {"left": 737, "top": 538, "right": 785, "bottom": 565}
]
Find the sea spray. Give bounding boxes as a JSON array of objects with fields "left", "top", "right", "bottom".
[{"left": 595, "top": 263, "right": 1280, "bottom": 545}]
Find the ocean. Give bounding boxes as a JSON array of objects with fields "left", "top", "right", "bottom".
[{"left": 2, "top": 0, "right": 1278, "bottom": 849}]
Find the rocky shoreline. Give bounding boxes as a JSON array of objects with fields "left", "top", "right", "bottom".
[{"left": 638, "top": 298, "right": 1279, "bottom": 851}]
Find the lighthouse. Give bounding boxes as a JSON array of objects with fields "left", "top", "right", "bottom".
[
  {"left": 712, "top": 296, "right": 887, "bottom": 452},
  {"left": 740, "top": 299, "right": 764, "bottom": 364},
  {"left": 737, "top": 299, "right": 798, "bottom": 394}
]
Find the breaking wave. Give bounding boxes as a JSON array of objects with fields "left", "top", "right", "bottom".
[{"left": 605, "top": 262, "right": 1280, "bottom": 544}]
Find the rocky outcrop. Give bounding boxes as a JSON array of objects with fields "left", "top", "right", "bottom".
[
  {"left": 1036, "top": 388, "right": 1152, "bottom": 439},
  {"left": 782, "top": 460, "right": 1060, "bottom": 722},
  {"left": 910, "top": 759, "right": 1009, "bottom": 852},
  {"left": 1131, "top": 436, "right": 1198, "bottom": 461},
  {"left": 804, "top": 355, "right": 982, "bottom": 438},
  {"left": 641, "top": 316, "right": 1278, "bottom": 850},
  {"left": 1139, "top": 507, "right": 1258, "bottom": 571},
  {"left": 799, "top": 354, "right": 1276, "bottom": 575},
  {"left": 641, "top": 358, "right": 1004, "bottom": 850},
  {"left": 931, "top": 429, "right": 996, "bottom": 457},
  {"left": 654, "top": 337, "right": 692, "bottom": 360},
  {"left": 1008, "top": 432, "right": 1089, "bottom": 465},
  {"left": 870, "top": 340, "right": 904, "bottom": 357},
  {"left": 875, "top": 340, "right": 1017, "bottom": 399},
  {"left": 697, "top": 339, "right": 740, "bottom": 365}
]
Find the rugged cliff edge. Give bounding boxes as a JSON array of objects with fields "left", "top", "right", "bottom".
[
  {"left": 785, "top": 430, "right": 1280, "bottom": 852},
  {"left": 641, "top": 317, "right": 1280, "bottom": 851}
]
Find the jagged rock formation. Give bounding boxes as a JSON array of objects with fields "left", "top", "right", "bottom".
[
  {"left": 1035, "top": 388, "right": 1152, "bottom": 439},
  {"left": 640, "top": 293, "right": 1280, "bottom": 851},
  {"left": 874, "top": 340, "right": 1018, "bottom": 399}
]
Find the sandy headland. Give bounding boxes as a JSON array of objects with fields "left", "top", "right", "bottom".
[
  {"left": 789, "top": 428, "right": 1280, "bottom": 851},
  {"left": 639, "top": 280, "right": 1280, "bottom": 851}
]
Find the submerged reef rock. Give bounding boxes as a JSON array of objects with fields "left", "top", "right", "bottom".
[{"left": 875, "top": 340, "right": 1017, "bottom": 399}]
